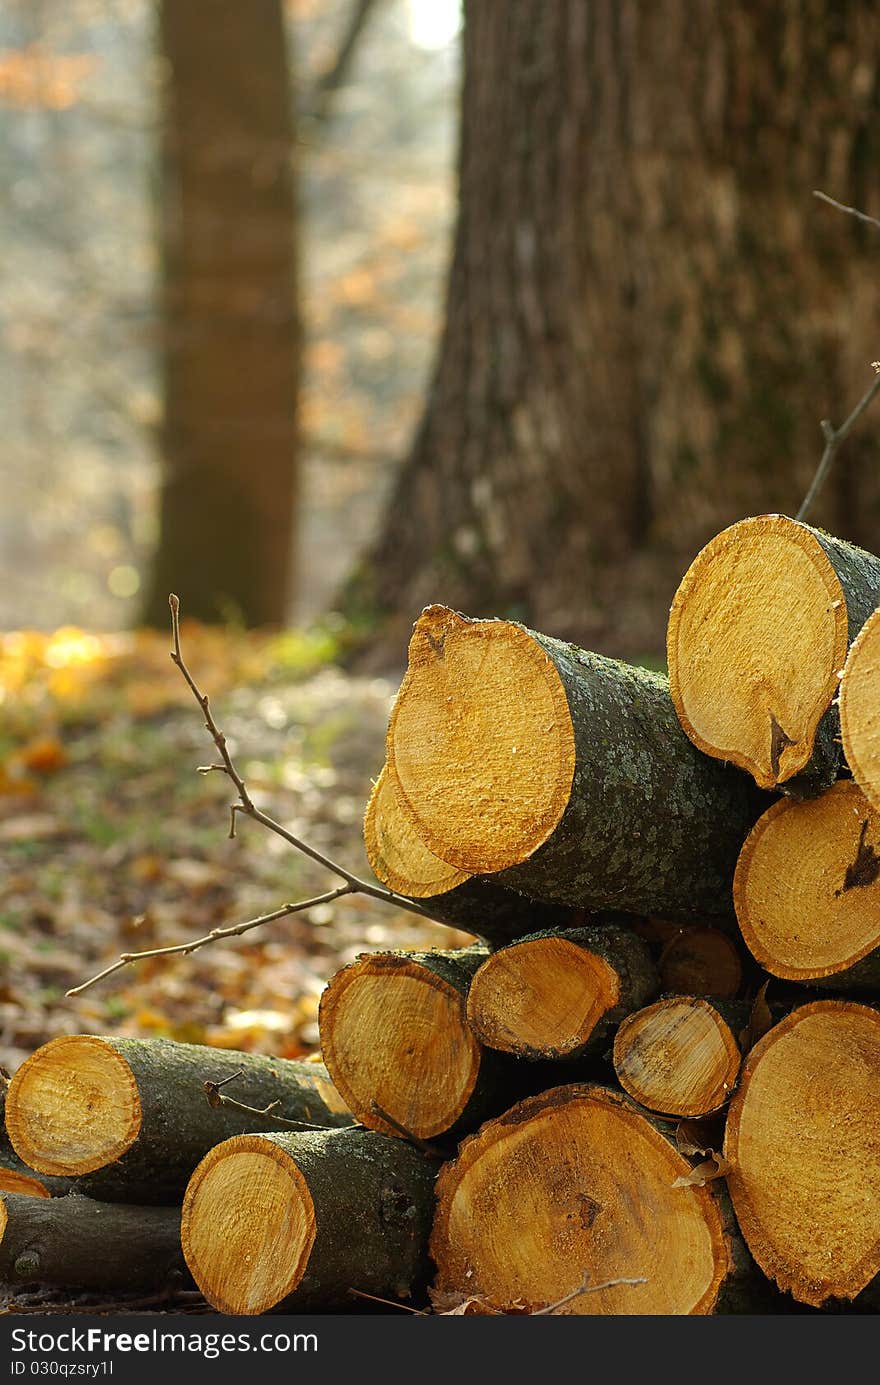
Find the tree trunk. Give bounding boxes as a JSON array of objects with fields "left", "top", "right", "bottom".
[
  {"left": 0, "top": 1192, "right": 191, "bottom": 1293},
  {"left": 5, "top": 1036, "right": 352, "bottom": 1202},
  {"left": 345, "top": 0, "right": 880, "bottom": 667},
  {"left": 144, "top": 0, "right": 299, "bottom": 627},
  {"left": 181, "top": 1128, "right": 438, "bottom": 1313}
]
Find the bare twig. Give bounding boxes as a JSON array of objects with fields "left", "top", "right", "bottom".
[
  {"left": 66, "top": 888, "right": 350, "bottom": 996},
  {"left": 68, "top": 595, "right": 432, "bottom": 996},
  {"left": 796, "top": 368, "right": 880, "bottom": 522},
  {"left": 348, "top": 1288, "right": 427, "bottom": 1313},
  {"left": 813, "top": 189, "right": 880, "bottom": 232},
  {"left": 203, "top": 1076, "right": 327, "bottom": 1131},
  {"left": 531, "top": 1271, "right": 648, "bottom": 1314},
  {"left": 369, "top": 1103, "right": 449, "bottom": 1158},
  {"left": 168, "top": 594, "right": 426, "bottom": 918},
  {"left": 306, "top": 0, "right": 381, "bottom": 125}
]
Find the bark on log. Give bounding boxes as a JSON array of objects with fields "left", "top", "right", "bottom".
[
  {"left": 5, "top": 1036, "right": 353, "bottom": 1202},
  {"left": 386, "top": 606, "right": 766, "bottom": 920},
  {"left": 0, "top": 1191, "right": 192, "bottom": 1291},
  {"left": 733, "top": 779, "right": 880, "bottom": 989},
  {"left": 724, "top": 1000, "right": 880, "bottom": 1308},
  {"left": 430, "top": 1083, "right": 762, "bottom": 1314},
  {"left": 465, "top": 925, "right": 656, "bottom": 1060},
  {"left": 181, "top": 1127, "right": 438, "bottom": 1313},
  {"left": 365, "top": 764, "right": 582, "bottom": 946},
  {"left": 668, "top": 515, "right": 880, "bottom": 797},
  {"left": 319, "top": 947, "right": 529, "bottom": 1141},
  {"left": 841, "top": 606, "right": 880, "bottom": 816},
  {"left": 658, "top": 926, "right": 744, "bottom": 999},
  {"left": 613, "top": 997, "right": 743, "bottom": 1118}
]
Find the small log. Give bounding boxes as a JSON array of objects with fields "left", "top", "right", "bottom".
[
  {"left": 466, "top": 926, "right": 657, "bottom": 1060},
  {"left": 658, "top": 926, "right": 744, "bottom": 999},
  {"left": 668, "top": 514, "right": 880, "bottom": 796},
  {"left": 5, "top": 1036, "right": 353, "bottom": 1202},
  {"left": 0, "top": 1143, "right": 71, "bottom": 1199},
  {"left": 0, "top": 1191, "right": 191, "bottom": 1291},
  {"left": 319, "top": 947, "right": 523, "bottom": 1141},
  {"left": 386, "top": 606, "right": 765, "bottom": 920},
  {"left": 724, "top": 1000, "right": 880, "bottom": 1308},
  {"left": 733, "top": 779, "right": 880, "bottom": 988},
  {"left": 841, "top": 606, "right": 880, "bottom": 815},
  {"left": 365, "top": 764, "right": 581, "bottom": 946},
  {"left": 430, "top": 1083, "right": 758, "bottom": 1315},
  {"left": 613, "top": 997, "right": 742, "bottom": 1118},
  {"left": 181, "top": 1127, "right": 438, "bottom": 1314}
]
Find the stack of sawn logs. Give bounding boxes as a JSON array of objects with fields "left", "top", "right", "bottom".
[{"left": 4, "top": 512, "right": 880, "bottom": 1315}]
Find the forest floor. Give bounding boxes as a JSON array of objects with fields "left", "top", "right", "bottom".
[{"left": 0, "top": 622, "right": 467, "bottom": 1078}]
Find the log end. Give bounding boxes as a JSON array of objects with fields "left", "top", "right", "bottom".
[
  {"left": 182, "top": 1135, "right": 315, "bottom": 1314},
  {"left": 466, "top": 936, "right": 619, "bottom": 1058},
  {"left": 724, "top": 1001, "right": 880, "bottom": 1306},
  {"left": 667, "top": 515, "right": 847, "bottom": 790},
  {"left": 658, "top": 927, "right": 743, "bottom": 998},
  {"left": 431, "top": 1084, "right": 731, "bottom": 1315},
  {"left": 0, "top": 1168, "right": 53, "bottom": 1199},
  {"left": 613, "top": 998, "right": 741, "bottom": 1118},
  {"left": 319, "top": 952, "right": 481, "bottom": 1139},
  {"left": 387, "top": 607, "right": 575, "bottom": 873},
  {"left": 841, "top": 606, "right": 880, "bottom": 814},
  {"left": 5, "top": 1036, "right": 141, "bottom": 1176},
  {"left": 734, "top": 780, "right": 880, "bottom": 982},
  {"left": 364, "top": 764, "right": 471, "bottom": 897}
]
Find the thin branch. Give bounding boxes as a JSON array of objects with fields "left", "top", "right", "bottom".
[
  {"left": 306, "top": 0, "right": 381, "bottom": 126},
  {"left": 531, "top": 1271, "right": 648, "bottom": 1315},
  {"left": 796, "top": 368, "right": 880, "bottom": 522},
  {"left": 348, "top": 1288, "right": 427, "bottom": 1314},
  {"left": 813, "top": 189, "right": 880, "bottom": 232},
  {"left": 203, "top": 1076, "right": 327, "bottom": 1131},
  {"left": 168, "top": 594, "right": 428, "bottom": 919},
  {"left": 369, "top": 1103, "right": 449, "bottom": 1158},
  {"left": 66, "top": 888, "right": 351, "bottom": 997}
]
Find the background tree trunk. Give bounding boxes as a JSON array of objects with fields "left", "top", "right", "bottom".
[
  {"left": 345, "top": 0, "right": 880, "bottom": 665},
  {"left": 144, "top": 0, "right": 299, "bottom": 627}
]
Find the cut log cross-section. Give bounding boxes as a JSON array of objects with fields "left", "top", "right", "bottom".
[
  {"left": 319, "top": 947, "right": 521, "bottom": 1142},
  {"left": 841, "top": 606, "right": 880, "bottom": 815},
  {"left": 0, "top": 1191, "right": 191, "bottom": 1292},
  {"left": 5, "top": 1036, "right": 353, "bottom": 1202},
  {"left": 658, "top": 927, "right": 744, "bottom": 999},
  {"left": 613, "top": 997, "right": 742, "bottom": 1118},
  {"left": 430, "top": 1083, "right": 755, "bottom": 1315},
  {"left": 733, "top": 779, "right": 880, "bottom": 988},
  {"left": 387, "top": 606, "right": 765, "bottom": 920},
  {"left": 466, "top": 926, "right": 657, "bottom": 1060},
  {"left": 365, "top": 765, "right": 580, "bottom": 946},
  {"left": 182, "top": 1127, "right": 438, "bottom": 1314},
  {"left": 668, "top": 514, "right": 880, "bottom": 796},
  {"left": 724, "top": 1001, "right": 880, "bottom": 1308}
]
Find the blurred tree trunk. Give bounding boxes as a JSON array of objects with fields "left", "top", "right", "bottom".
[
  {"left": 345, "top": 0, "right": 880, "bottom": 665},
  {"left": 144, "top": 0, "right": 299, "bottom": 628}
]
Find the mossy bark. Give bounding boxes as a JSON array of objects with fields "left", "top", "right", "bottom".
[
  {"left": 0, "top": 1191, "right": 191, "bottom": 1292},
  {"left": 0, "top": 1143, "right": 71, "bottom": 1199},
  {"left": 385, "top": 877, "right": 582, "bottom": 950},
  {"left": 493, "top": 630, "right": 768, "bottom": 920}
]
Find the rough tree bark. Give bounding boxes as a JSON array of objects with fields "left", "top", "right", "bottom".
[
  {"left": 344, "top": 0, "right": 880, "bottom": 666},
  {"left": 144, "top": 0, "right": 299, "bottom": 627}
]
